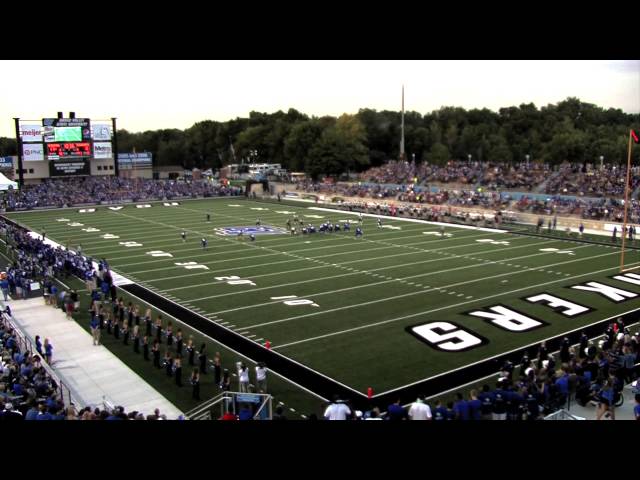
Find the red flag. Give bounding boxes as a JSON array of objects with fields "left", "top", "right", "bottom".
[{"left": 632, "top": 130, "right": 639, "bottom": 144}]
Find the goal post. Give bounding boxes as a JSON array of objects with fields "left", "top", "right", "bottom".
[{"left": 620, "top": 129, "right": 640, "bottom": 273}]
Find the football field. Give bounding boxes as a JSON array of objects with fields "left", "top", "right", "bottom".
[{"left": 6, "top": 198, "right": 640, "bottom": 405}]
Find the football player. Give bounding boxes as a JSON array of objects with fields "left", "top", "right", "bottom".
[{"left": 355, "top": 227, "right": 363, "bottom": 238}]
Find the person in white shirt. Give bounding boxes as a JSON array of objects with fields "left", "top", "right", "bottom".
[
  {"left": 408, "top": 396, "right": 432, "bottom": 420},
  {"left": 237, "top": 362, "right": 250, "bottom": 392},
  {"left": 255, "top": 363, "right": 267, "bottom": 393},
  {"left": 324, "top": 397, "right": 351, "bottom": 420}
]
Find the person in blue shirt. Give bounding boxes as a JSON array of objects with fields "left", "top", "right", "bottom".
[
  {"left": 386, "top": 399, "right": 407, "bottom": 420},
  {"left": 36, "top": 403, "right": 52, "bottom": 420},
  {"left": 355, "top": 227, "right": 363, "bottom": 238},
  {"left": 634, "top": 394, "right": 640, "bottom": 421},
  {"left": 453, "top": 392, "right": 470, "bottom": 420},
  {"left": 35, "top": 335, "right": 43, "bottom": 356},
  {"left": 468, "top": 390, "right": 482, "bottom": 420},
  {"left": 433, "top": 400, "right": 448, "bottom": 421},
  {"left": 0, "top": 277, "right": 9, "bottom": 301},
  {"left": 25, "top": 403, "right": 39, "bottom": 421}
]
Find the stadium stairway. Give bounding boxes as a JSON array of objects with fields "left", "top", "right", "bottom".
[{"left": 3, "top": 296, "right": 183, "bottom": 419}]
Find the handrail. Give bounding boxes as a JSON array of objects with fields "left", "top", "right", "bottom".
[{"left": 1, "top": 304, "right": 82, "bottom": 409}]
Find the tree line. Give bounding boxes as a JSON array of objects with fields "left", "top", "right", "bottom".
[{"left": 1, "top": 97, "right": 638, "bottom": 179}]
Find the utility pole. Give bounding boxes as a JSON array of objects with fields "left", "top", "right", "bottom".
[{"left": 400, "top": 85, "right": 405, "bottom": 161}]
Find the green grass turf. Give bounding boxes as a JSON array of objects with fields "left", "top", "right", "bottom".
[{"left": 6, "top": 197, "right": 640, "bottom": 400}]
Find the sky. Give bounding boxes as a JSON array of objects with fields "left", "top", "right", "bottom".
[{"left": 0, "top": 60, "right": 638, "bottom": 138}]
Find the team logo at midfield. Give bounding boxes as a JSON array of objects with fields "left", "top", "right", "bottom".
[{"left": 214, "top": 225, "right": 288, "bottom": 236}]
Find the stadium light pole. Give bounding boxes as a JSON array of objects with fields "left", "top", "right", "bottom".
[
  {"left": 600, "top": 155, "right": 604, "bottom": 171},
  {"left": 111, "top": 117, "right": 119, "bottom": 178},
  {"left": 525, "top": 154, "right": 530, "bottom": 168},
  {"left": 468, "top": 154, "right": 472, "bottom": 164},
  {"left": 13, "top": 118, "right": 24, "bottom": 189}
]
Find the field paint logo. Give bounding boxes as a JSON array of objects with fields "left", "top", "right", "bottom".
[
  {"left": 56, "top": 218, "right": 70, "bottom": 222},
  {"left": 275, "top": 211, "right": 297, "bottom": 214},
  {"left": 78, "top": 209, "right": 95, "bottom": 213},
  {"left": 271, "top": 295, "right": 319, "bottom": 307},
  {"left": 381, "top": 225, "right": 402, "bottom": 230},
  {"left": 539, "top": 248, "right": 574, "bottom": 255},
  {"left": 175, "top": 261, "right": 209, "bottom": 270},
  {"left": 82, "top": 228, "right": 100, "bottom": 232},
  {"left": 525, "top": 294, "right": 590, "bottom": 317},
  {"left": 146, "top": 250, "right": 173, "bottom": 257},
  {"left": 408, "top": 322, "right": 486, "bottom": 352},
  {"left": 102, "top": 234, "right": 120, "bottom": 239},
  {"left": 108, "top": 207, "right": 123, "bottom": 211},
  {"left": 215, "top": 275, "right": 256, "bottom": 286},
  {"left": 228, "top": 204, "right": 243, "bottom": 207},
  {"left": 570, "top": 282, "right": 637, "bottom": 302},
  {"left": 305, "top": 215, "right": 324, "bottom": 219},
  {"left": 467, "top": 305, "right": 545, "bottom": 332},
  {"left": 119, "top": 241, "right": 143, "bottom": 247},
  {"left": 476, "top": 239, "right": 510, "bottom": 245},
  {"left": 214, "top": 226, "right": 288, "bottom": 236},
  {"left": 68, "top": 222, "right": 84, "bottom": 227},
  {"left": 163, "top": 202, "right": 180, "bottom": 206},
  {"left": 250, "top": 207, "right": 269, "bottom": 211},
  {"left": 136, "top": 204, "right": 152, "bottom": 208},
  {"left": 423, "top": 231, "right": 452, "bottom": 237}
]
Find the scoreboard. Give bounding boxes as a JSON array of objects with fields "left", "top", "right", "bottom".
[{"left": 46, "top": 142, "right": 92, "bottom": 160}]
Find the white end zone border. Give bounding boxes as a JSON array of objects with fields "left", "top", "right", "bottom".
[{"left": 308, "top": 207, "right": 508, "bottom": 233}]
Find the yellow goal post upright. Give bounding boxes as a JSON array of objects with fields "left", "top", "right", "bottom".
[{"left": 620, "top": 129, "right": 640, "bottom": 273}]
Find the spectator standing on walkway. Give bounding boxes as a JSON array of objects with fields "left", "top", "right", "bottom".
[
  {"left": 35, "top": 335, "right": 43, "bottom": 356},
  {"left": 0, "top": 276, "right": 9, "bottom": 301},
  {"left": 90, "top": 315, "right": 100, "bottom": 346},
  {"left": 122, "top": 321, "right": 130, "bottom": 346},
  {"left": 43, "top": 338, "right": 52, "bottom": 364}
]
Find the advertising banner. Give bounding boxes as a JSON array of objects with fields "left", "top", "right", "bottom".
[
  {"left": 93, "top": 142, "right": 113, "bottom": 158},
  {"left": 23, "top": 144, "right": 45, "bottom": 161},
  {"left": 92, "top": 123, "right": 112, "bottom": 141},
  {"left": 19, "top": 124, "right": 43, "bottom": 142}
]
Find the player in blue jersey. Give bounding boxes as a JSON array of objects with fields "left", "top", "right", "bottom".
[{"left": 355, "top": 227, "right": 363, "bottom": 238}]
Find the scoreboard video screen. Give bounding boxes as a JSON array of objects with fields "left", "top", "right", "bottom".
[{"left": 46, "top": 142, "right": 92, "bottom": 160}]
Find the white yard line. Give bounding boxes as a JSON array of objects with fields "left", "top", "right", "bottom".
[
  {"left": 202, "top": 243, "right": 595, "bottom": 313},
  {"left": 177, "top": 239, "right": 560, "bottom": 302},
  {"left": 272, "top": 259, "right": 640, "bottom": 350}
]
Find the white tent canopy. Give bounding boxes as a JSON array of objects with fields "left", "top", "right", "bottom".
[{"left": 0, "top": 172, "right": 18, "bottom": 191}]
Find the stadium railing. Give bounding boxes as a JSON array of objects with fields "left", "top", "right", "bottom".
[
  {"left": 185, "top": 391, "right": 273, "bottom": 420},
  {"left": 1, "top": 303, "right": 81, "bottom": 408},
  {"left": 543, "top": 409, "right": 585, "bottom": 420}
]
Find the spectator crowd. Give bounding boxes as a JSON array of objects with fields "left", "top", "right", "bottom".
[
  {"left": 0, "top": 177, "right": 242, "bottom": 211},
  {"left": 316, "top": 319, "right": 639, "bottom": 420}
]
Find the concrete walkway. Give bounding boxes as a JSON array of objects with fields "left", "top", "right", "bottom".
[{"left": 3, "top": 297, "right": 183, "bottom": 419}]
